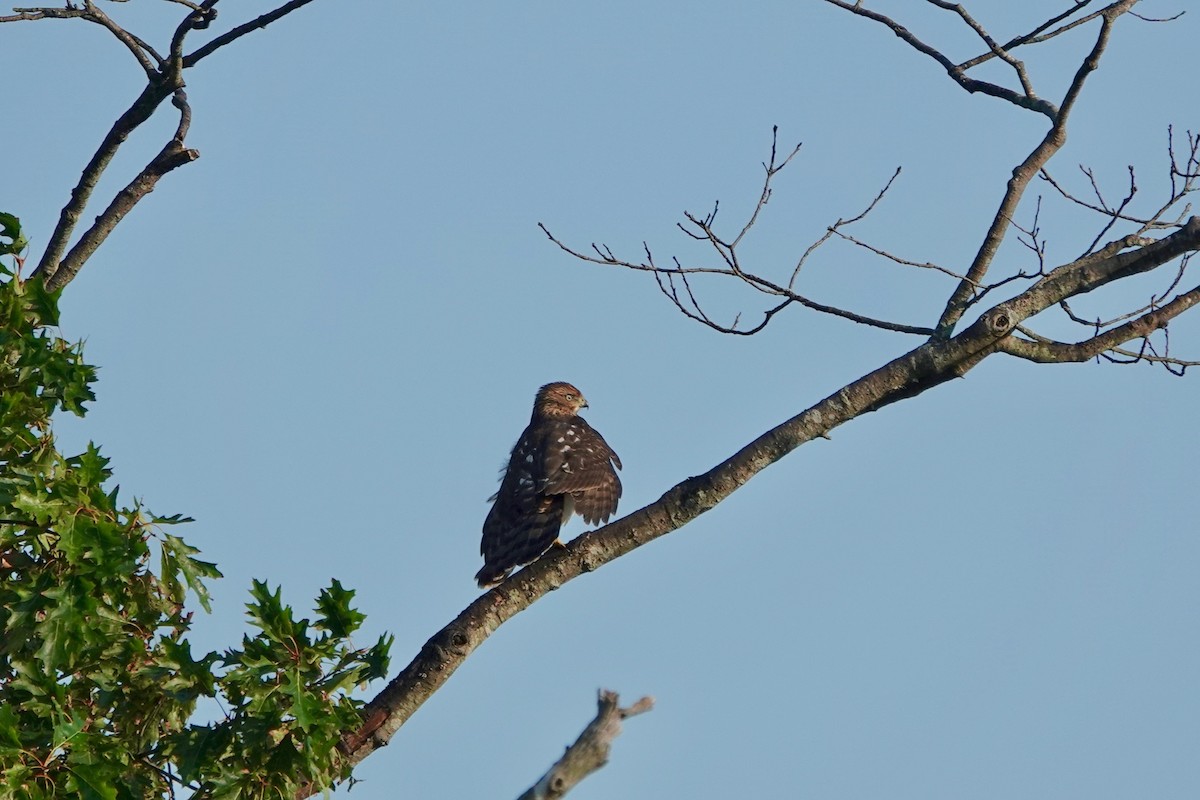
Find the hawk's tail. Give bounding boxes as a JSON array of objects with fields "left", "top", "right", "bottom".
[
  {"left": 476, "top": 498, "right": 565, "bottom": 588},
  {"left": 474, "top": 562, "right": 510, "bottom": 589}
]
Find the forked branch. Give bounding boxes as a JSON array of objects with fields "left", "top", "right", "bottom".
[
  {"left": 929, "top": 0, "right": 1138, "bottom": 337},
  {"left": 2, "top": 0, "right": 320, "bottom": 291},
  {"left": 1040, "top": 127, "right": 1200, "bottom": 235},
  {"left": 540, "top": 135, "right": 936, "bottom": 337},
  {"left": 1002, "top": 281, "right": 1200, "bottom": 371},
  {"left": 821, "top": 0, "right": 1060, "bottom": 118}
]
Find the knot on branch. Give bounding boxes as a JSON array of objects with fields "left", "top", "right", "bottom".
[
  {"left": 983, "top": 307, "right": 1016, "bottom": 336},
  {"left": 431, "top": 627, "right": 471, "bottom": 659},
  {"left": 192, "top": 6, "right": 218, "bottom": 30}
]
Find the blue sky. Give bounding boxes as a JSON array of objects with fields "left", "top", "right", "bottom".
[{"left": 4, "top": 1, "right": 1198, "bottom": 797}]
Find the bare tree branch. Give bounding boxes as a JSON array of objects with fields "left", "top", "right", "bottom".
[
  {"left": 1077, "top": 164, "right": 1139, "bottom": 257},
  {"left": 830, "top": 229, "right": 971, "bottom": 282},
  {"left": 539, "top": 150, "right": 934, "bottom": 336},
  {"left": 731, "top": 126, "right": 802, "bottom": 249},
  {"left": 539, "top": 221, "right": 934, "bottom": 336},
  {"left": 561, "top": 3, "right": 1152, "bottom": 347},
  {"left": 958, "top": 2, "right": 1100, "bottom": 70},
  {"left": 31, "top": 80, "right": 179, "bottom": 285},
  {"left": 44, "top": 90, "right": 198, "bottom": 292},
  {"left": 5, "top": 4, "right": 164, "bottom": 67},
  {"left": 932, "top": 1, "right": 1138, "bottom": 337},
  {"left": 1128, "top": 9, "right": 1187, "bottom": 23},
  {"left": 1009, "top": 325, "right": 1199, "bottom": 371},
  {"left": 184, "top": 0, "right": 318, "bottom": 67},
  {"left": 1041, "top": 127, "right": 1200, "bottom": 242},
  {"left": 169, "top": 0, "right": 218, "bottom": 66},
  {"left": 926, "top": 0, "right": 1037, "bottom": 99},
  {"left": 83, "top": 0, "right": 161, "bottom": 74},
  {"left": 329, "top": 216, "right": 1200, "bottom": 786},
  {"left": 821, "top": 0, "right": 1059, "bottom": 118},
  {"left": 2, "top": 6, "right": 88, "bottom": 23},
  {"left": 1001, "top": 282, "right": 1200, "bottom": 366},
  {"left": 1057, "top": 251, "right": 1192, "bottom": 334},
  {"left": 514, "top": 691, "right": 654, "bottom": 800},
  {"left": 4, "top": 0, "right": 323, "bottom": 290},
  {"left": 788, "top": 166, "right": 901, "bottom": 288}
]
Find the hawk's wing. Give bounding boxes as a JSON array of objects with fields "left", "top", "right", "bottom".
[
  {"left": 476, "top": 425, "right": 566, "bottom": 587},
  {"left": 477, "top": 417, "right": 622, "bottom": 587},
  {"left": 539, "top": 418, "right": 622, "bottom": 526}
]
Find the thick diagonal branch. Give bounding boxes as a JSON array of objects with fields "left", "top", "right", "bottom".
[{"left": 328, "top": 218, "right": 1200, "bottom": 789}]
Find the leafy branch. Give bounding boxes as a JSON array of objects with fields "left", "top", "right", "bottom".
[{"left": 0, "top": 219, "right": 391, "bottom": 799}]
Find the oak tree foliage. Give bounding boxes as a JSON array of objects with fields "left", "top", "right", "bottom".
[{"left": 0, "top": 215, "right": 392, "bottom": 800}]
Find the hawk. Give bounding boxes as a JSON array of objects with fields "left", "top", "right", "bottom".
[{"left": 476, "top": 382, "right": 622, "bottom": 588}]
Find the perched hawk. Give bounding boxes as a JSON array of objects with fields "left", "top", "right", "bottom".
[{"left": 476, "top": 382, "right": 622, "bottom": 588}]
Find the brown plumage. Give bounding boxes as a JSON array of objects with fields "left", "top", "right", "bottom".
[{"left": 476, "top": 382, "right": 622, "bottom": 588}]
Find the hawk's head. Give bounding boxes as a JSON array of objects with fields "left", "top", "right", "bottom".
[{"left": 534, "top": 381, "right": 588, "bottom": 419}]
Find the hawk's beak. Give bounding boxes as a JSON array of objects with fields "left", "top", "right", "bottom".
[{"left": 581, "top": 398, "right": 589, "bottom": 409}]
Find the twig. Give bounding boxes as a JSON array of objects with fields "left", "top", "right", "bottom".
[
  {"left": 184, "top": 0, "right": 318, "bottom": 67},
  {"left": 731, "top": 126, "right": 802, "bottom": 249},
  {"left": 927, "top": 0, "right": 1037, "bottom": 99},
  {"left": 1003, "top": 281, "right": 1200, "bottom": 370},
  {"left": 1039, "top": 168, "right": 1173, "bottom": 228},
  {"left": 82, "top": 1, "right": 161, "bottom": 74},
  {"left": 540, "top": 221, "right": 934, "bottom": 336},
  {"left": 1129, "top": 9, "right": 1186, "bottom": 23},
  {"left": 789, "top": 166, "right": 901, "bottom": 288},
  {"left": 1079, "top": 164, "right": 1137, "bottom": 256},
  {"left": 1008, "top": 196, "right": 1047, "bottom": 275},
  {"left": 1056, "top": 251, "right": 1192, "bottom": 335},
  {"left": 958, "top": 3, "right": 1099, "bottom": 70},
  {"left": 830, "top": 229, "right": 970, "bottom": 282}
]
